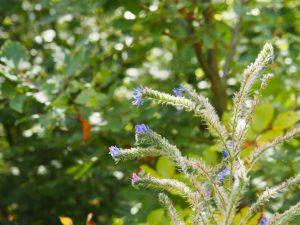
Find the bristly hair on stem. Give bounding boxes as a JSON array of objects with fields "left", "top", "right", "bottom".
[
  {"left": 158, "top": 193, "right": 186, "bottom": 225},
  {"left": 109, "top": 42, "right": 300, "bottom": 225}
]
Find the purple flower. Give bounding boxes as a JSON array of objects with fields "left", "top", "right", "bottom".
[
  {"left": 217, "top": 168, "right": 230, "bottom": 181},
  {"left": 131, "top": 173, "right": 139, "bottom": 185},
  {"left": 222, "top": 141, "right": 233, "bottom": 158},
  {"left": 173, "top": 85, "right": 184, "bottom": 97},
  {"left": 132, "top": 87, "right": 144, "bottom": 106},
  {"left": 135, "top": 124, "right": 150, "bottom": 135},
  {"left": 205, "top": 188, "right": 211, "bottom": 198},
  {"left": 221, "top": 145, "right": 228, "bottom": 158},
  {"left": 133, "top": 96, "right": 142, "bottom": 106},
  {"left": 259, "top": 217, "right": 268, "bottom": 225},
  {"left": 109, "top": 146, "right": 120, "bottom": 158}
]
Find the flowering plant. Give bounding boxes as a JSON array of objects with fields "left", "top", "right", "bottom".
[{"left": 110, "top": 43, "right": 300, "bottom": 225}]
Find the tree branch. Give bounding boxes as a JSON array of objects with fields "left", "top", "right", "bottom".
[
  {"left": 222, "top": 16, "right": 242, "bottom": 77},
  {"left": 222, "top": 0, "right": 247, "bottom": 77}
]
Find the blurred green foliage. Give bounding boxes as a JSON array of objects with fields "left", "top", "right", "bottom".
[{"left": 0, "top": 0, "right": 299, "bottom": 224}]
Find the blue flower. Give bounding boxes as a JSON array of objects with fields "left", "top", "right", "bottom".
[
  {"left": 109, "top": 146, "right": 120, "bottom": 158},
  {"left": 133, "top": 96, "right": 142, "bottom": 106},
  {"left": 217, "top": 168, "right": 230, "bottom": 181},
  {"left": 259, "top": 217, "right": 268, "bottom": 225},
  {"left": 222, "top": 140, "right": 233, "bottom": 158},
  {"left": 135, "top": 124, "right": 150, "bottom": 135},
  {"left": 173, "top": 85, "right": 184, "bottom": 97},
  {"left": 221, "top": 145, "right": 228, "bottom": 158},
  {"left": 132, "top": 87, "right": 144, "bottom": 106}
]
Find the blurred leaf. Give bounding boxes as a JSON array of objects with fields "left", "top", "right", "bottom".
[
  {"left": 146, "top": 209, "right": 164, "bottom": 225},
  {"left": 140, "top": 164, "right": 160, "bottom": 177},
  {"left": 272, "top": 111, "right": 300, "bottom": 130},
  {"left": 66, "top": 161, "right": 94, "bottom": 180},
  {"left": 257, "top": 129, "right": 283, "bottom": 145},
  {"left": 112, "top": 18, "right": 135, "bottom": 30},
  {"left": 0, "top": 40, "right": 29, "bottom": 66},
  {"left": 202, "top": 144, "right": 219, "bottom": 165},
  {"left": 248, "top": 212, "right": 262, "bottom": 225},
  {"left": 156, "top": 156, "right": 175, "bottom": 178},
  {"left": 233, "top": 207, "right": 248, "bottom": 224},
  {"left": 119, "top": 0, "right": 140, "bottom": 14},
  {"left": 1, "top": 81, "right": 16, "bottom": 98},
  {"left": 75, "top": 89, "right": 105, "bottom": 108},
  {"left": 59, "top": 217, "right": 73, "bottom": 225},
  {"left": 65, "top": 49, "right": 86, "bottom": 77},
  {"left": 233, "top": 1, "right": 243, "bottom": 14},
  {"left": 233, "top": 207, "right": 262, "bottom": 225},
  {"left": 9, "top": 95, "right": 26, "bottom": 113},
  {"left": 246, "top": 126, "right": 257, "bottom": 141},
  {"left": 52, "top": 93, "right": 70, "bottom": 107},
  {"left": 251, "top": 102, "right": 274, "bottom": 133},
  {"left": 112, "top": 218, "right": 124, "bottom": 225}
]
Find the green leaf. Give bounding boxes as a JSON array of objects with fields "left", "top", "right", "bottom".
[
  {"left": 0, "top": 40, "right": 29, "bottom": 66},
  {"left": 66, "top": 161, "right": 94, "bottom": 180},
  {"left": 272, "top": 111, "right": 300, "bottom": 130},
  {"left": 257, "top": 129, "right": 283, "bottom": 145},
  {"left": 156, "top": 156, "right": 175, "bottom": 178},
  {"left": 251, "top": 102, "right": 274, "bottom": 132},
  {"left": 140, "top": 164, "right": 160, "bottom": 177},
  {"left": 246, "top": 126, "right": 257, "bottom": 141},
  {"left": 233, "top": 1, "right": 243, "bottom": 14},
  {"left": 9, "top": 95, "right": 26, "bottom": 113},
  {"left": 112, "top": 19, "right": 135, "bottom": 30},
  {"left": 75, "top": 89, "right": 105, "bottom": 108},
  {"left": 233, "top": 207, "right": 262, "bottom": 225},
  {"left": 65, "top": 49, "right": 85, "bottom": 77},
  {"left": 147, "top": 209, "right": 165, "bottom": 225},
  {"left": 202, "top": 147, "right": 218, "bottom": 165},
  {"left": 52, "top": 93, "right": 70, "bottom": 107},
  {"left": 119, "top": 0, "right": 140, "bottom": 14},
  {"left": 15, "top": 116, "right": 33, "bottom": 126},
  {"left": 1, "top": 81, "right": 16, "bottom": 98},
  {"left": 105, "top": 116, "right": 123, "bottom": 132}
]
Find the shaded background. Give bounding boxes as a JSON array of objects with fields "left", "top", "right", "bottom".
[{"left": 0, "top": 0, "right": 299, "bottom": 224}]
